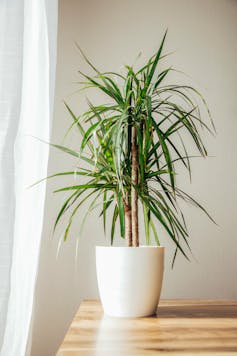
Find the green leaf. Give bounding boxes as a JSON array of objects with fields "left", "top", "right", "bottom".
[
  {"left": 100, "top": 194, "right": 114, "bottom": 231},
  {"left": 117, "top": 191, "right": 125, "bottom": 237},
  {"left": 150, "top": 219, "right": 160, "bottom": 245},
  {"left": 63, "top": 189, "right": 97, "bottom": 241},
  {"left": 103, "top": 190, "right": 107, "bottom": 234},
  {"left": 143, "top": 29, "right": 168, "bottom": 94},
  {"left": 145, "top": 169, "right": 169, "bottom": 179},
  {"left": 50, "top": 143, "right": 80, "bottom": 158},
  {"left": 151, "top": 117, "right": 175, "bottom": 190},
  {"left": 54, "top": 190, "right": 80, "bottom": 232},
  {"left": 143, "top": 204, "right": 151, "bottom": 245},
  {"left": 80, "top": 121, "right": 101, "bottom": 154},
  {"left": 153, "top": 67, "right": 172, "bottom": 90},
  {"left": 54, "top": 183, "right": 115, "bottom": 193},
  {"left": 63, "top": 102, "right": 94, "bottom": 154},
  {"left": 111, "top": 205, "right": 118, "bottom": 244}
]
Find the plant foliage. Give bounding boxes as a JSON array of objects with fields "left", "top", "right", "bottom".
[{"left": 43, "top": 32, "right": 215, "bottom": 265}]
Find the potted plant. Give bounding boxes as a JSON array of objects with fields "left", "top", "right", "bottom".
[{"left": 42, "top": 32, "right": 215, "bottom": 317}]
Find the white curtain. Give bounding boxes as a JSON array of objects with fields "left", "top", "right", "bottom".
[{"left": 0, "top": 1, "right": 57, "bottom": 355}]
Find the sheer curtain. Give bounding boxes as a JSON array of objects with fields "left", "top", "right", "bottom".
[{"left": 0, "top": 1, "right": 58, "bottom": 355}]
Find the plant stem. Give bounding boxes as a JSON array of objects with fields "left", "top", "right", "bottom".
[
  {"left": 131, "top": 126, "right": 139, "bottom": 247},
  {"left": 124, "top": 200, "right": 132, "bottom": 246}
]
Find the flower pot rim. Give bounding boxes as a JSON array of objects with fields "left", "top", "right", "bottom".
[{"left": 96, "top": 245, "right": 164, "bottom": 249}]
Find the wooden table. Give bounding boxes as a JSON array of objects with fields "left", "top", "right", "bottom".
[{"left": 57, "top": 299, "right": 237, "bottom": 355}]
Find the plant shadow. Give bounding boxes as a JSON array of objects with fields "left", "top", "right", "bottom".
[{"left": 156, "top": 301, "right": 237, "bottom": 319}]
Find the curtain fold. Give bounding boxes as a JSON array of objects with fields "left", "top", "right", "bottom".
[{"left": 0, "top": 1, "right": 58, "bottom": 355}]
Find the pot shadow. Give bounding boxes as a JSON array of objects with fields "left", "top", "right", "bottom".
[{"left": 156, "top": 301, "right": 237, "bottom": 318}]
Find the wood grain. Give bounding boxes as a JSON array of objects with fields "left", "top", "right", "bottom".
[{"left": 56, "top": 299, "right": 237, "bottom": 355}]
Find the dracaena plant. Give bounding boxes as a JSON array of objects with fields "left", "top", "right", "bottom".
[{"left": 44, "top": 31, "right": 215, "bottom": 265}]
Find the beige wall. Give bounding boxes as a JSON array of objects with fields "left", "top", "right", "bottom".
[{"left": 31, "top": 1, "right": 237, "bottom": 355}]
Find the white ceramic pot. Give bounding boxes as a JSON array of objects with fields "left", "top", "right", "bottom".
[{"left": 96, "top": 246, "right": 164, "bottom": 318}]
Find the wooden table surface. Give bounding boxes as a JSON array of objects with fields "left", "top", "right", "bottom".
[{"left": 57, "top": 299, "right": 237, "bottom": 355}]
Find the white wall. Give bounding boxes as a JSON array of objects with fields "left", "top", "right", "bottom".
[{"left": 31, "top": 1, "right": 237, "bottom": 355}]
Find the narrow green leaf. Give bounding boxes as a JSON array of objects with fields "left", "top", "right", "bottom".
[
  {"left": 153, "top": 67, "right": 172, "bottom": 90},
  {"left": 143, "top": 29, "right": 168, "bottom": 94},
  {"left": 54, "top": 190, "right": 79, "bottom": 232},
  {"left": 150, "top": 219, "right": 160, "bottom": 245},
  {"left": 151, "top": 117, "right": 175, "bottom": 190},
  {"left": 117, "top": 191, "right": 125, "bottom": 237},
  {"left": 54, "top": 183, "right": 115, "bottom": 193},
  {"left": 111, "top": 205, "right": 118, "bottom": 244},
  {"left": 143, "top": 204, "right": 151, "bottom": 245},
  {"left": 103, "top": 190, "right": 107, "bottom": 234}
]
